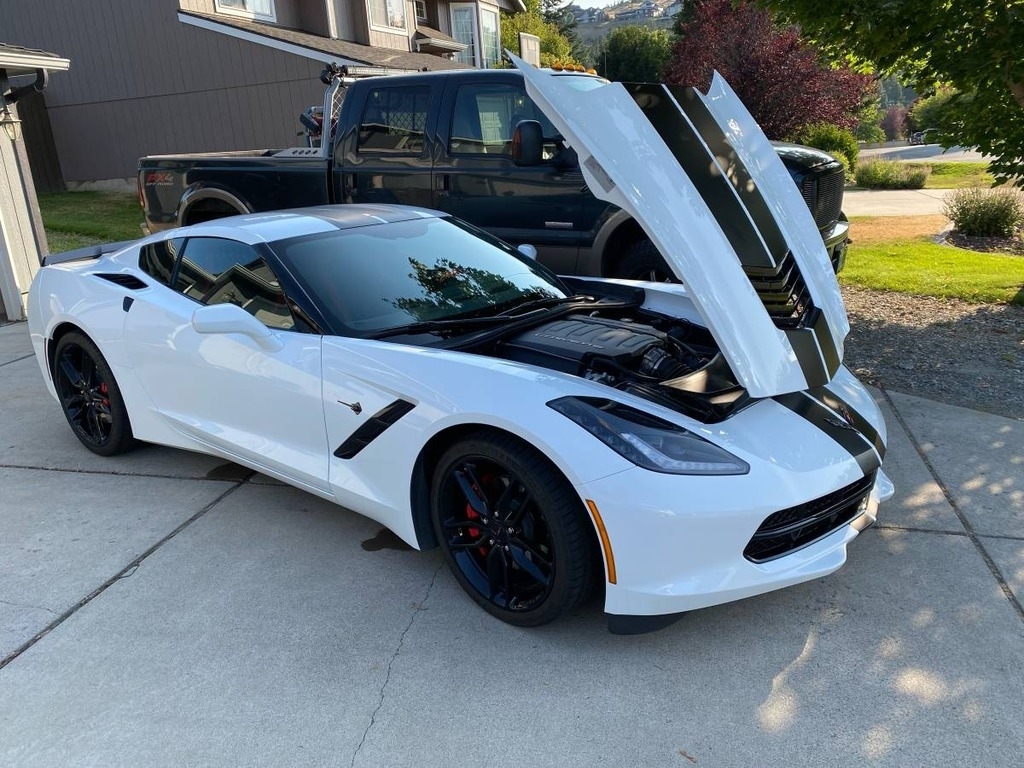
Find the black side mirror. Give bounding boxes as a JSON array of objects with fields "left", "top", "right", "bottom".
[{"left": 512, "top": 120, "right": 544, "bottom": 166}]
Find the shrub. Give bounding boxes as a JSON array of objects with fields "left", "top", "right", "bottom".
[
  {"left": 793, "top": 123, "right": 859, "bottom": 174},
  {"left": 855, "top": 121, "right": 886, "bottom": 143},
  {"left": 855, "top": 159, "right": 930, "bottom": 189},
  {"left": 942, "top": 188, "right": 1024, "bottom": 237}
]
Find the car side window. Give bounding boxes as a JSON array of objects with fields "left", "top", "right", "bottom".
[
  {"left": 138, "top": 237, "right": 183, "bottom": 285},
  {"left": 450, "top": 84, "right": 560, "bottom": 157},
  {"left": 357, "top": 86, "right": 430, "bottom": 155},
  {"left": 173, "top": 237, "right": 296, "bottom": 331}
]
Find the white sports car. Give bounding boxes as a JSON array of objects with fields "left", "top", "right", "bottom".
[{"left": 28, "top": 60, "right": 891, "bottom": 633}]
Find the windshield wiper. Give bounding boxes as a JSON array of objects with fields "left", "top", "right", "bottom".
[
  {"left": 366, "top": 296, "right": 591, "bottom": 340},
  {"left": 365, "top": 315, "right": 511, "bottom": 340},
  {"left": 495, "top": 295, "right": 590, "bottom": 316}
]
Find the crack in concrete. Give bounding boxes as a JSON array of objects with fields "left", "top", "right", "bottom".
[
  {"left": 881, "top": 386, "right": 1024, "bottom": 623},
  {"left": 0, "top": 462, "right": 238, "bottom": 482},
  {"left": 875, "top": 524, "right": 1024, "bottom": 543},
  {"left": 349, "top": 561, "right": 444, "bottom": 768},
  {"left": 0, "top": 481, "right": 245, "bottom": 671},
  {"left": 0, "top": 598, "right": 59, "bottom": 616},
  {"left": 0, "top": 353, "right": 34, "bottom": 369}
]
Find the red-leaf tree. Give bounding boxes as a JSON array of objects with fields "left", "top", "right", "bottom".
[
  {"left": 881, "top": 105, "right": 908, "bottom": 141},
  {"left": 661, "top": 0, "right": 872, "bottom": 140}
]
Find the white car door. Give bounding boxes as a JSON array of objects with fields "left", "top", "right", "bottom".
[{"left": 124, "top": 235, "right": 329, "bottom": 492}]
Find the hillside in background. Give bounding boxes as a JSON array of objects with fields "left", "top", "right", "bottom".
[{"left": 570, "top": 1, "right": 679, "bottom": 49}]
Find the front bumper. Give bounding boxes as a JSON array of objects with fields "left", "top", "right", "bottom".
[
  {"left": 823, "top": 215, "right": 850, "bottom": 273},
  {"left": 588, "top": 465, "right": 892, "bottom": 626}
]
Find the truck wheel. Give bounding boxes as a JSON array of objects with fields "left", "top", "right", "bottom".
[{"left": 616, "top": 239, "right": 676, "bottom": 282}]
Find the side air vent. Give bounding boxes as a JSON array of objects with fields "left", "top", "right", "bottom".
[
  {"left": 334, "top": 400, "right": 416, "bottom": 459},
  {"left": 94, "top": 273, "right": 148, "bottom": 290}
]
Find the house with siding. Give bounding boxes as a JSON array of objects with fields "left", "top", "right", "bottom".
[{"left": 0, "top": 0, "right": 524, "bottom": 191}]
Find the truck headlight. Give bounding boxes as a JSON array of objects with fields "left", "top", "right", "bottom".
[{"left": 548, "top": 397, "right": 749, "bottom": 476}]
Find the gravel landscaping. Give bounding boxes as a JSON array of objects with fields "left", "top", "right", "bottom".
[{"left": 842, "top": 285, "right": 1024, "bottom": 421}]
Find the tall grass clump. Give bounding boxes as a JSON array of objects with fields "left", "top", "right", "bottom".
[{"left": 943, "top": 188, "right": 1024, "bottom": 237}]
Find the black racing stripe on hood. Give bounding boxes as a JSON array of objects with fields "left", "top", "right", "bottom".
[
  {"left": 775, "top": 392, "right": 881, "bottom": 476},
  {"left": 624, "top": 83, "right": 788, "bottom": 270},
  {"left": 624, "top": 83, "right": 840, "bottom": 390}
]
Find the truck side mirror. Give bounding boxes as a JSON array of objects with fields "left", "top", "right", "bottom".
[{"left": 512, "top": 120, "right": 544, "bottom": 166}]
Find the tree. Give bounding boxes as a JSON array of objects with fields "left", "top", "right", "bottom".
[
  {"left": 758, "top": 0, "right": 1024, "bottom": 184},
  {"left": 907, "top": 88, "right": 958, "bottom": 133},
  {"left": 541, "top": 0, "right": 585, "bottom": 62},
  {"left": 499, "top": 9, "right": 576, "bottom": 67},
  {"left": 661, "top": 0, "right": 872, "bottom": 141},
  {"left": 881, "top": 105, "right": 908, "bottom": 140},
  {"left": 597, "top": 26, "right": 673, "bottom": 83}
]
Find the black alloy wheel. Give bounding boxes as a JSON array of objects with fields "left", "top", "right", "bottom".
[
  {"left": 431, "top": 432, "right": 596, "bottom": 627},
  {"left": 617, "top": 239, "right": 676, "bottom": 283},
  {"left": 53, "top": 331, "right": 135, "bottom": 456}
]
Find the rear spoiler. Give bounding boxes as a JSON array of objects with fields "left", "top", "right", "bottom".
[{"left": 43, "top": 239, "right": 140, "bottom": 266}]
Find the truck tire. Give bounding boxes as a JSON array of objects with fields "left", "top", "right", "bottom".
[{"left": 615, "top": 239, "right": 676, "bottom": 282}]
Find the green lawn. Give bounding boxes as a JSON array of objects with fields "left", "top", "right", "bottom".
[
  {"left": 37, "top": 191, "right": 143, "bottom": 255},
  {"left": 906, "top": 161, "right": 994, "bottom": 189},
  {"left": 841, "top": 238, "right": 1024, "bottom": 305}
]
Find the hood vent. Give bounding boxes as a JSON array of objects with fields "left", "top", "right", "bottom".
[
  {"left": 744, "top": 252, "right": 813, "bottom": 329},
  {"left": 94, "top": 273, "right": 148, "bottom": 290}
]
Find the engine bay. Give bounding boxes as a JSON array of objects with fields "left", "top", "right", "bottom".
[{"left": 497, "top": 309, "right": 749, "bottom": 422}]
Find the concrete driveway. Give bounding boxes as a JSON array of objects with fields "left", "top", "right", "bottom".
[{"left": 1, "top": 320, "right": 1022, "bottom": 766}]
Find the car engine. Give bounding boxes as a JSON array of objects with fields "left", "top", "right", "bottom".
[{"left": 500, "top": 315, "right": 747, "bottom": 421}]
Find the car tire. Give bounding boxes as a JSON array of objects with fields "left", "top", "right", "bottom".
[
  {"left": 615, "top": 239, "right": 676, "bottom": 282},
  {"left": 431, "top": 431, "right": 596, "bottom": 627},
  {"left": 52, "top": 331, "right": 136, "bottom": 456}
]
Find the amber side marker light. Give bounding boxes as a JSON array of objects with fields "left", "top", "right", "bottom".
[{"left": 585, "top": 499, "right": 617, "bottom": 584}]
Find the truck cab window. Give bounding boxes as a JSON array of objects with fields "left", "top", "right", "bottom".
[
  {"left": 358, "top": 86, "right": 430, "bottom": 155},
  {"left": 450, "top": 84, "right": 560, "bottom": 158},
  {"left": 174, "top": 237, "right": 296, "bottom": 330}
]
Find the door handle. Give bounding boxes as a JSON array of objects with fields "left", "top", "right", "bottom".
[
  {"left": 435, "top": 174, "right": 450, "bottom": 194},
  {"left": 342, "top": 173, "right": 356, "bottom": 197}
]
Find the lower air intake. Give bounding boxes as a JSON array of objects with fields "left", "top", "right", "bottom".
[{"left": 744, "top": 473, "right": 875, "bottom": 563}]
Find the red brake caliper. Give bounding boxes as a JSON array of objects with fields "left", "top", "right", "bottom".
[
  {"left": 100, "top": 381, "right": 109, "bottom": 407},
  {"left": 466, "top": 474, "right": 492, "bottom": 556}
]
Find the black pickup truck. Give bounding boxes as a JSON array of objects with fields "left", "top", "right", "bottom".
[{"left": 139, "top": 66, "right": 849, "bottom": 280}]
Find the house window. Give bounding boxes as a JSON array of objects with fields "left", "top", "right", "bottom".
[
  {"left": 414, "top": 0, "right": 428, "bottom": 22},
  {"left": 450, "top": 5, "right": 502, "bottom": 68},
  {"left": 215, "top": 0, "right": 276, "bottom": 23},
  {"left": 479, "top": 8, "right": 500, "bottom": 69},
  {"left": 450, "top": 4, "right": 477, "bottom": 67},
  {"left": 368, "top": 0, "right": 408, "bottom": 31}
]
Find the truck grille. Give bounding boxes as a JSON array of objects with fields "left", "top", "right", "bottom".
[
  {"left": 743, "top": 473, "right": 875, "bottom": 563},
  {"left": 801, "top": 165, "right": 845, "bottom": 232}
]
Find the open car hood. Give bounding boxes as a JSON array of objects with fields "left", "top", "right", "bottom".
[{"left": 511, "top": 55, "right": 849, "bottom": 399}]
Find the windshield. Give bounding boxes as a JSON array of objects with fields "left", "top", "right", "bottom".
[{"left": 272, "top": 216, "right": 568, "bottom": 336}]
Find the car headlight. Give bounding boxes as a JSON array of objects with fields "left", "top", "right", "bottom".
[{"left": 548, "top": 397, "right": 749, "bottom": 476}]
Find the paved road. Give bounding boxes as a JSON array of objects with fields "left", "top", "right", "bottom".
[
  {"left": 860, "top": 144, "right": 988, "bottom": 163},
  {"left": 1, "top": 320, "right": 1023, "bottom": 766}
]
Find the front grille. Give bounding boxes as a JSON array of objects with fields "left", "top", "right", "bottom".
[
  {"left": 801, "top": 165, "right": 845, "bottom": 232},
  {"left": 743, "top": 473, "right": 875, "bottom": 563},
  {"left": 744, "top": 252, "right": 814, "bottom": 328}
]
